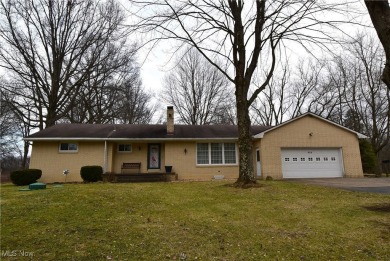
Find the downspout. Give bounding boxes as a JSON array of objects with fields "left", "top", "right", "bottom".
[
  {"left": 104, "top": 126, "right": 116, "bottom": 173},
  {"left": 103, "top": 140, "right": 108, "bottom": 173}
]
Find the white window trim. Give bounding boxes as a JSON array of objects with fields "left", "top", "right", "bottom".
[
  {"left": 196, "top": 142, "right": 238, "bottom": 166},
  {"left": 59, "top": 142, "right": 78, "bottom": 153},
  {"left": 117, "top": 143, "right": 132, "bottom": 153}
]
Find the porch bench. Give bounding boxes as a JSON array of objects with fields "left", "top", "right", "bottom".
[{"left": 121, "top": 162, "right": 141, "bottom": 174}]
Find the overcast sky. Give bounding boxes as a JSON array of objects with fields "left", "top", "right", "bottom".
[{"left": 131, "top": 0, "right": 374, "bottom": 101}]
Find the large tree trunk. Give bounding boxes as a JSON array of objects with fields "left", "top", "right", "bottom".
[
  {"left": 236, "top": 101, "right": 255, "bottom": 184},
  {"left": 365, "top": 0, "right": 390, "bottom": 89},
  {"left": 22, "top": 141, "right": 29, "bottom": 169},
  {"left": 235, "top": 75, "right": 256, "bottom": 185}
]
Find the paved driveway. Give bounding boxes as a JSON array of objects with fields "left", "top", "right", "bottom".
[{"left": 288, "top": 177, "right": 390, "bottom": 194}]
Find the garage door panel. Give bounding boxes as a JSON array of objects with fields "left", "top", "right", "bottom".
[{"left": 282, "top": 148, "right": 343, "bottom": 178}]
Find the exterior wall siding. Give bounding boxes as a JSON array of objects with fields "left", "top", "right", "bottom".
[
  {"left": 29, "top": 141, "right": 105, "bottom": 183},
  {"left": 164, "top": 142, "right": 239, "bottom": 180},
  {"left": 259, "top": 115, "right": 364, "bottom": 179},
  {"left": 28, "top": 115, "right": 363, "bottom": 183},
  {"left": 111, "top": 143, "right": 166, "bottom": 173}
]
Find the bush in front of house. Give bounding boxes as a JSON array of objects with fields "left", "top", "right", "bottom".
[
  {"left": 10, "top": 169, "right": 42, "bottom": 186},
  {"left": 359, "top": 140, "right": 379, "bottom": 174},
  {"left": 80, "top": 166, "right": 103, "bottom": 182}
]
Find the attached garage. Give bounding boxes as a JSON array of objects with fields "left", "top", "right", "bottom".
[
  {"left": 253, "top": 113, "right": 366, "bottom": 179},
  {"left": 281, "top": 148, "right": 343, "bottom": 178}
]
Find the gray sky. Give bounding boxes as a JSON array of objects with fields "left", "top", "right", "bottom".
[{"left": 133, "top": 0, "right": 373, "bottom": 97}]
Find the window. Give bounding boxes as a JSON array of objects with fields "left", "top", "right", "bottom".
[
  {"left": 301, "top": 157, "right": 305, "bottom": 161},
  {"left": 197, "top": 143, "right": 209, "bottom": 164},
  {"left": 211, "top": 143, "right": 223, "bottom": 164},
  {"left": 59, "top": 142, "right": 78, "bottom": 152},
  {"left": 316, "top": 157, "right": 321, "bottom": 161},
  {"left": 331, "top": 157, "right": 336, "bottom": 161},
  {"left": 308, "top": 157, "right": 313, "bottom": 162},
  {"left": 324, "top": 157, "right": 328, "bottom": 161},
  {"left": 285, "top": 158, "right": 290, "bottom": 162},
  {"left": 118, "top": 144, "right": 132, "bottom": 152},
  {"left": 224, "top": 143, "right": 236, "bottom": 164},
  {"left": 197, "top": 143, "right": 236, "bottom": 165},
  {"left": 293, "top": 158, "right": 298, "bottom": 162}
]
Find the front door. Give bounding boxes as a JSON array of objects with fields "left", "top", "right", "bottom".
[
  {"left": 256, "top": 149, "right": 261, "bottom": 177},
  {"left": 148, "top": 144, "right": 161, "bottom": 170}
]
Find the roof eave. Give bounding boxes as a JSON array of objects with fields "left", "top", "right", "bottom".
[
  {"left": 252, "top": 113, "right": 368, "bottom": 139},
  {"left": 24, "top": 137, "right": 240, "bottom": 142}
]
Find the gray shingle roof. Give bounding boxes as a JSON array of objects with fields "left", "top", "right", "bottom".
[{"left": 25, "top": 124, "right": 272, "bottom": 140}]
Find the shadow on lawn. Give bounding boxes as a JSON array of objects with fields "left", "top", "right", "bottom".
[
  {"left": 363, "top": 203, "right": 390, "bottom": 212},
  {"left": 223, "top": 182, "right": 266, "bottom": 189}
]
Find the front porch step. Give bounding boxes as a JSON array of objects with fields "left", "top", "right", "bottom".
[{"left": 105, "top": 173, "right": 177, "bottom": 183}]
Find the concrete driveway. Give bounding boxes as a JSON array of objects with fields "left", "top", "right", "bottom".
[{"left": 288, "top": 177, "right": 390, "bottom": 194}]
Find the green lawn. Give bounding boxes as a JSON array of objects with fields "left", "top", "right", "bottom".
[{"left": 1, "top": 181, "right": 389, "bottom": 260}]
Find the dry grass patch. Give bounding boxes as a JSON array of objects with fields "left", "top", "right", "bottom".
[{"left": 1, "top": 181, "right": 389, "bottom": 260}]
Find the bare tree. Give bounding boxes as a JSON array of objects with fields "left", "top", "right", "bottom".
[
  {"left": 0, "top": 86, "right": 30, "bottom": 168},
  {"left": 251, "top": 63, "right": 291, "bottom": 126},
  {"left": 364, "top": 0, "right": 390, "bottom": 89},
  {"left": 0, "top": 90, "right": 21, "bottom": 163},
  {"left": 348, "top": 35, "right": 389, "bottom": 157},
  {"left": 0, "top": 0, "right": 128, "bottom": 129},
  {"left": 132, "top": 0, "right": 359, "bottom": 184},
  {"left": 307, "top": 35, "right": 388, "bottom": 168},
  {"left": 113, "top": 79, "right": 156, "bottom": 124},
  {"left": 163, "top": 48, "right": 235, "bottom": 125},
  {"left": 64, "top": 45, "right": 155, "bottom": 124}
]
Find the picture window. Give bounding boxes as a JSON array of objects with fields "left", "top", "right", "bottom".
[{"left": 197, "top": 143, "right": 237, "bottom": 165}]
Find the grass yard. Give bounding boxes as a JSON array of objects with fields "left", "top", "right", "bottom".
[{"left": 1, "top": 180, "right": 389, "bottom": 260}]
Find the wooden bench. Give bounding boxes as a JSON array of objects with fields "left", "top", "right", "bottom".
[{"left": 121, "top": 162, "right": 141, "bottom": 174}]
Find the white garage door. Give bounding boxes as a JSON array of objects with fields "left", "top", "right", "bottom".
[{"left": 281, "top": 148, "right": 343, "bottom": 178}]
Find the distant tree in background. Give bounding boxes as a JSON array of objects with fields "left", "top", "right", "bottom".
[
  {"left": 0, "top": 90, "right": 21, "bottom": 164},
  {"left": 327, "top": 35, "right": 389, "bottom": 159},
  {"left": 65, "top": 46, "right": 155, "bottom": 124},
  {"left": 113, "top": 75, "right": 156, "bottom": 124},
  {"left": 0, "top": 0, "right": 131, "bottom": 129},
  {"left": 163, "top": 48, "right": 235, "bottom": 125},
  {"left": 251, "top": 60, "right": 326, "bottom": 126}
]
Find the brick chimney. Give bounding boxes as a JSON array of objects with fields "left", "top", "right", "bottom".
[{"left": 167, "top": 106, "right": 174, "bottom": 134}]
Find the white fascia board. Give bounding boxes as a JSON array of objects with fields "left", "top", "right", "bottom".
[{"left": 253, "top": 133, "right": 265, "bottom": 139}]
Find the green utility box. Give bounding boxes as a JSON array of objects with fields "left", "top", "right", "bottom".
[{"left": 29, "top": 183, "right": 46, "bottom": 190}]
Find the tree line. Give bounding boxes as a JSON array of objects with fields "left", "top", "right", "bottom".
[{"left": 1, "top": 0, "right": 389, "bottom": 183}]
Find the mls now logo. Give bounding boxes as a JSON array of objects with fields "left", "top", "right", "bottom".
[{"left": 1, "top": 250, "right": 34, "bottom": 257}]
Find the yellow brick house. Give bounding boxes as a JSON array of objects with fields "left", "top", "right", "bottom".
[{"left": 25, "top": 107, "right": 366, "bottom": 183}]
